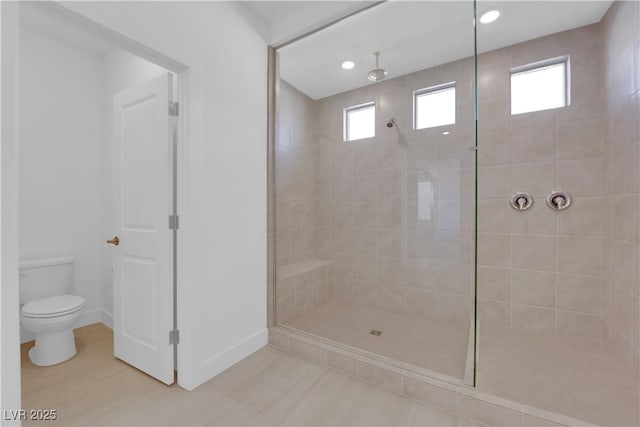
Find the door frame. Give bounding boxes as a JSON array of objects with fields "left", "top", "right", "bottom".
[{"left": 2, "top": 0, "right": 191, "bottom": 402}]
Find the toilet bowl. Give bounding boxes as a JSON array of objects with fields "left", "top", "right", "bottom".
[
  {"left": 19, "top": 257, "right": 86, "bottom": 366},
  {"left": 21, "top": 294, "right": 85, "bottom": 366}
]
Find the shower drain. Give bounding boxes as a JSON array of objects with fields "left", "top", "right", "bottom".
[{"left": 370, "top": 329, "right": 382, "bottom": 336}]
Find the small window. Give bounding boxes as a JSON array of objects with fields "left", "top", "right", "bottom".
[
  {"left": 511, "top": 56, "right": 569, "bottom": 115},
  {"left": 414, "top": 82, "right": 456, "bottom": 130},
  {"left": 344, "top": 102, "right": 375, "bottom": 141}
]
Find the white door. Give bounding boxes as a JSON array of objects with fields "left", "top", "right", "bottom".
[{"left": 111, "top": 73, "right": 175, "bottom": 385}]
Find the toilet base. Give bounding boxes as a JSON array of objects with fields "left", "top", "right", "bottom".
[{"left": 29, "top": 329, "right": 77, "bottom": 366}]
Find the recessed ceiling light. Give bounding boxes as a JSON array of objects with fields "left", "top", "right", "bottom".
[
  {"left": 480, "top": 10, "right": 500, "bottom": 24},
  {"left": 442, "top": 131, "right": 450, "bottom": 135},
  {"left": 341, "top": 61, "right": 355, "bottom": 70}
]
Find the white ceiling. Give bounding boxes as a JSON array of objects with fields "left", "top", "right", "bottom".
[
  {"left": 20, "top": 1, "right": 613, "bottom": 100},
  {"left": 276, "top": 1, "right": 612, "bottom": 100},
  {"left": 240, "top": 1, "right": 378, "bottom": 46}
]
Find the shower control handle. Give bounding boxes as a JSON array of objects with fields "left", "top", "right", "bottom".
[
  {"left": 510, "top": 192, "right": 533, "bottom": 211},
  {"left": 107, "top": 236, "right": 120, "bottom": 246},
  {"left": 546, "top": 191, "right": 572, "bottom": 211}
]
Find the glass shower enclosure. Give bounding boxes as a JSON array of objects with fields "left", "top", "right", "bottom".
[
  {"left": 272, "top": 0, "right": 478, "bottom": 385},
  {"left": 271, "top": 1, "right": 640, "bottom": 424}
]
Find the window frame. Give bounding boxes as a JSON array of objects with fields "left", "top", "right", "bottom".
[
  {"left": 343, "top": 101, "right": 376, "bottom": 142},
  {"left": 510, "top": 55, "right": 571, "bottom": 115},
  {"left": 413, "top": 81, "right": 457, "bottom": 130}
]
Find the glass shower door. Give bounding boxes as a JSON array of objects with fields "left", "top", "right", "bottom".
[{"left": 273, "top": 0, "right": 478, "bottom": 385}]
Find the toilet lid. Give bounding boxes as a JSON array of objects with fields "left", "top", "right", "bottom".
[{"left": 22, "top": 295, "right": 85, "bottom": 318}]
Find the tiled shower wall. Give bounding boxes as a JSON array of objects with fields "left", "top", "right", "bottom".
[
  {"left": 310, "top": 58, "right": 476, "bottom": 325},
  {"left": 275, "top": 81, "right": 317, "bottom": 268},
  {"left": 602, "top": 0, "right": 640, "bottom": 374},
  {"left": 476, "top": 24, "right": 608, "bottom": 339},
  {"left": 275, "top": 81, "right": 334, "bottom": 323},
  {"left": 275, "top": 11, "right": 638, "bottom": 346}
]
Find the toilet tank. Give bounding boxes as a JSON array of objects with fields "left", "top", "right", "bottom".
[{"left": 19, "top": 256, "right": 74, "bottom": 304}]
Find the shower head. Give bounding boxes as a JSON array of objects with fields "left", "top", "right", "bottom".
[
  {"left": 386, "top": 119, "right": 396, "bottom": 128},
  {"left": 368, "top": 68, "right": 388, "bottom": 82},
  {"left": 367, "top": 51, "right": 388, "bottom": 82}
]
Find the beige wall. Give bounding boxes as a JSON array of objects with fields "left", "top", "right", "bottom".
[
  {"left": 276, "top": 59, "right": 477, "bottom": 326},
  {"left": 275, "top": 82, "right": 334, "bottom": 324},
  {"left": 602, "top": 0, "right": 640, "bottom": 376},
  {"left": 275, "top": 9, "right": 638, "bottom": 352},
  {"left": 308, "top": 58, "right": 476, "bottom": 326},
  {"left": 476, "top": 23, "right": 607, "bottom": 340},
  {"left": 275, "top": 81, "right": 317, "bottom": 267}
]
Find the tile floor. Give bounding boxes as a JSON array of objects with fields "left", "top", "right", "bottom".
[
  {"left": 21, "top": 324, "right": 479, "bottom": 426},
  {"left": 287, "top": 300, "right": 470, "bottom": 380},
  {"left": 283, "top": 298, "right": 640, "bottom": 426},
  {"left": 478, "top": 329, "right": 639, "bottom": 427}
]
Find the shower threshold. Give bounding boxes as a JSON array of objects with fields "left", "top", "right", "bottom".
[{"left": 270, "top": 324, "right": 598, "bottom": 427}]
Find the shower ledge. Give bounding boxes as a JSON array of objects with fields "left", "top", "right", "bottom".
[{"left": 278, "top": 257, "right": 333, "bottom": 281}]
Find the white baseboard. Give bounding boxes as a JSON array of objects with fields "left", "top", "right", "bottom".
[
  {"left": 78, "top": 308, "right": 102, "bottom": 328},
  {"left": 20, "top": 308, "right": 112, "bottom": 343},
  {"left": 193, "top": 328, "right": 269, "bottom": 390},
  {"left": 100, "top": 309, "right": 113, "bottom": 329}
]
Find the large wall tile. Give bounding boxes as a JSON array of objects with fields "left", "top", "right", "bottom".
[
  {"left": 512, "top": 235, "right": 556, "bottom": 272},
  {"left": 557, "top": 119, "right": 604, "bottom": 160},
  {"left": 511, "top": 270, "right": 557, "bottom": 308},
  {"left": 557, "top": 197, "right": 603, "bottom": 236},
  {"left": 557, "top": 274, "right": 602, "bottom": 315},
  {"left": 477, "top": 267, "right": 511, "bottom": 302},
  {"left": 511, "top": 304, "right": 556, "bottom": 333},
  {"left": 557, "top": 158, "right": 604, "bottom": 197},
  {"left": 478, "top": 233, "right": 511, "bottom": 268},
  {"left": 511, "top": 162, "right": 556, "bottom": 198},
  {"left": 557, "top": 236, "right": 603, "bottom": 276}
]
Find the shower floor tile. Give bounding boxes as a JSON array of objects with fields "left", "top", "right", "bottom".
[
  {"left": 478, "top": 329, "right": 639, "bottom": 427},
  {"left": 286, "top": 299, "right": 470, "bottom": 380}
]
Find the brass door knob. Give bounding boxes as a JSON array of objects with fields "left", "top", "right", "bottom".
[{"left": 107, "top": 236, "right": 120, "bottom": 246}]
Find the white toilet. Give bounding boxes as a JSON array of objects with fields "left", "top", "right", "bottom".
[{"left": 19, "top": 256, "right": 85, "bottom": 366}]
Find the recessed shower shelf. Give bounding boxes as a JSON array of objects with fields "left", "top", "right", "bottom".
[{"left": 278, "top": 257, "right": 333, "bottom": 281}]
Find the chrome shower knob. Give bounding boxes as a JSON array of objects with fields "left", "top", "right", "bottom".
[
  {"left": 546, "top": 191, "right": 572, "bottom": 211},
  {"left": 510, "top": 192, "right": 533, "bottom": 211}
]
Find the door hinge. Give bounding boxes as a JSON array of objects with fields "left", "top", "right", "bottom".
[
  {"left": 169, "top": 329, "right": 180, "bottom": 345},
  {"left": 169, "top": 101, "right": 179, "bottom": 117},
  {"left": 169, "top": 215, "right": 179, "bottom": 230}
]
